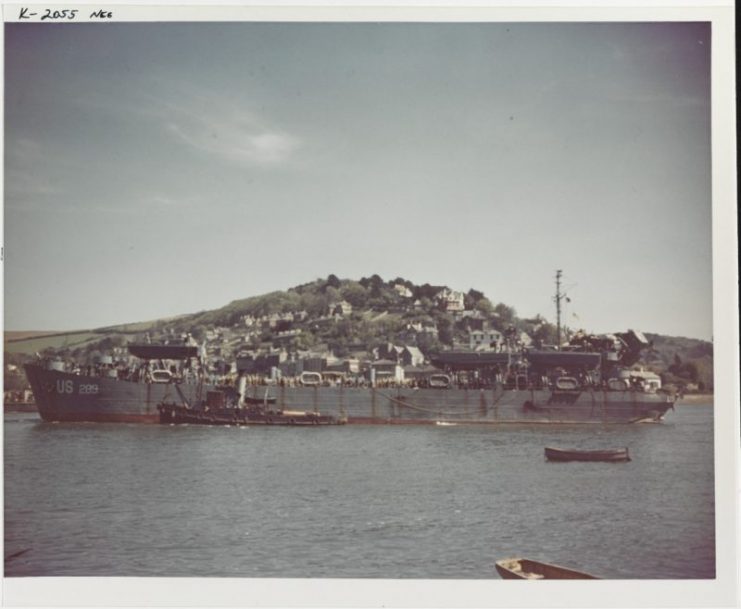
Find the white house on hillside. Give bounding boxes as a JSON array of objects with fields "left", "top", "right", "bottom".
[
  {"left": 393, "top": 283, "right": 413, "bottom": 298},
  {"left": 435, "top": 288, "right": 465, "bottom": 312},
  {"left": 330, "top": 300, "right": 353, "bottom": 316},
  {"left": 470, "top": 329, "right": 503, "bottom": 351}
]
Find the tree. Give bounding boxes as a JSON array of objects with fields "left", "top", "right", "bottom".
[
  {"left": 464, "top": 289, "right": 485, "bottom": 310},
  {"left": 324, "top": 286, "right": 341, "bottom": 306},
  {"left": 418, "top": 296, "right": 434, "bottom": 311},
  {"left": 326, "top": 274, "right": 341, "bottom": 289},
  {"left": 367, "top": 288, "right": 397, "bottom": 311},
  {"left": 492, "top": 303, "right": 517, "bottom": 330},
  {"left": 300, "top": 292, "right": 328, "bottom": 317},
  {"left": 190, "top": 326, "right": 206, "bottom": 341},
  {"left": 367, "top": 274, "right": 384, "bottom": 297},
  {"left": 340, "top": 282, "right": 369, "bottom": 308},
  {"left": 416, "top": 332, "right": 441, "bottom": 354},
  {"left": 414, "top": 283, "right": 442, "bottom": 301},
  {"left": 436, "top": 316, "right": 453, "bottom": 346},
  {"left": 474, "top": 297, "right": 494, "bottom": 316},
  {"left": 531, "top": 322, "right": 557, "bottom": 347}
]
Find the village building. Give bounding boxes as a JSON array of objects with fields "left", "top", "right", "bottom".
[
  {"left": 369, "top": 359, "right": 404, "bottom": 384},
  {"left": 435, "top": 288, "right": 465, "bottom": 312},
  {"left": 470, "top": 329, "right": 504, "bottom": 351},
  {"left": 292, "top": 310, "right": 309, "bottom": 322},
  {"left": 329, "top": 300, "right": 353, "bottom": 317},
  {"left": 457, "top": 310, "right": 487, "bottom": 331},
  {"left": 393, "top": 283, "right": 413, "bottom": 298},
  {"left": 403, "top": 364, "right": 440, "bottom": 383},
  {"left": 401, "top": 346, "right": 425, "bottom": 366},
  {"left": 272, "top": 330, "right": 302, "bottom": 349},
  {"left": 298, "top": 357, "right": 326, "bottom": 373},
  {"left": 342, "top": 358, "right": 361, "bottom": 374},
  {"left": 236, "top": 350, "right": 288, "bottom": 374}
]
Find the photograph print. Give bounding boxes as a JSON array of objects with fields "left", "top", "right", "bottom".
[{"left": 3, "top": 7, "right": 738, "bottom": 608}]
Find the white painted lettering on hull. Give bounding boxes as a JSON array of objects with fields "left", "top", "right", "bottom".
[
  {"left": 54, "top": 380, "right": 99, "bottom": 395},
  {"left": 56, "top": 380, "right": 73, "bottom": 394}
]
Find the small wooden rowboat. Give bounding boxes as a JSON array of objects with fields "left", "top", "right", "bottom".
[
  {"left": 544, "top": 446, "right": 630, "bottom": 462},
  {"left": 495, "top": 558, "right": 599, "bottom": 580}
]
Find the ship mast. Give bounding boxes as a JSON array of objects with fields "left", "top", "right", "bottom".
[{"left": 555, "top": 270, "right": 563, "bottom": 350}]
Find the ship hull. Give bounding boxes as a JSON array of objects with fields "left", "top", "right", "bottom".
[
  {"left": 254, "top": 385, "right": 674, "bottom": 425},
  {"left": 23, "top": 364, "right": 212, "bottom": 423},
  {"left": 25, "top": 364, "right": 674, "bottom": 425}
]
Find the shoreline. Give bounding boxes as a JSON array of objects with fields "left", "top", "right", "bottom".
[
  {"left": 677, "top": 394, "right": 714, "bottom": 405},
  {"left": 3, "top": 402, "right": 38, "bottom": 413}
]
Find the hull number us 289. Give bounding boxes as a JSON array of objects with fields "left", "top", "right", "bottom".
[{"left": 54, "top": 380, "right": 99, "bottom": 395}]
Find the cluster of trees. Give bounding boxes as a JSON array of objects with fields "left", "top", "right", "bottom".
[
  {"left": 169, "top": 274, "right": 509, "bottom": 355},
  {"left": 661, "top": 354, "right": 714, "bottom": 391},
  {"left": 176, "top": 274, "right": 566, "bottom": 356},
  {"left": 643, "top": 333, "right": 714, "bottom": 391}
]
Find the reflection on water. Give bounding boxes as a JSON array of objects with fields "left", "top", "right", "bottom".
[{"left": 4, "top": 404, "right": 714, "bottom": 578}]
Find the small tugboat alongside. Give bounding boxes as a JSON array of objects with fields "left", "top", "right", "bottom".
[
  {"left": 157, "top": 402, "right": 343, "bottom": 426},
  {"left": 157, "top": 389, "right": 344, "bottom": 426}
]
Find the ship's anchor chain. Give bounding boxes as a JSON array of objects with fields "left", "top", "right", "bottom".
[
  {"left": 590, "top": 386, "right": 597, "bottom": 418},
  {"left": 374, "top": 389, "right": 484, "bottom": 418}
]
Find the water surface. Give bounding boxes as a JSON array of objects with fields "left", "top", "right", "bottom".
[{"left": 4, "top": 404, "right": 715, "bottom": 578}]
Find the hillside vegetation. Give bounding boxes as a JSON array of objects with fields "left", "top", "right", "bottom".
[{"left": 4, "top": 274, "right": 713, "bottom": 391}]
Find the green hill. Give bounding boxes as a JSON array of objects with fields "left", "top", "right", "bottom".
[{"left": 4, "top": 274, "right": 713, "bottom": 391}]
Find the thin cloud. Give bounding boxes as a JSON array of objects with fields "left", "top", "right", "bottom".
[
  {"left": 147, "top": 194, "right": 179, "bottom": 208},
  {"left": 5, "top": 138, "right": 64, "bottom": 198},
  {"left": 165, "top": 116, "right": 300, "bottom": 166},
  {"left": 160, "top": 99, "right": 301, "bottom": 167},
  {"left": 4, "top": 169, "right": 60, "bottom": 198},
  {"left": 75, "top": 84, "right": 303, "bottom": 168}
]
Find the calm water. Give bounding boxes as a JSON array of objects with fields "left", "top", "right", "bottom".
[{"left": 4, "top": 404, "right": 715, "bottom": 579}]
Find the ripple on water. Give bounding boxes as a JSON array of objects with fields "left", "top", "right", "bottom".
[{"left": 3, "top": 406, "right": 715, "bottom": 578}]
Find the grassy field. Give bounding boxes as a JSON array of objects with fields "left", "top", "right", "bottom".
[
  {"left": 3, "top": 331, "right": 101, "bottom": 354},
  {"left": 3, "top": 315, "right": 183, "bottom": 355},
  {"left": 4, "top": 331, "right": 65, "bottom": 341}
]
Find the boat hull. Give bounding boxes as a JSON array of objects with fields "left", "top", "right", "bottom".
[
  {"left": 157, "top": 403, "right": 343, "bottom": 426},
  {"left": 23, "top": 364, "right": 213, "bottom": 423},
  {"left": 24, "top": 364, "right": 674, "bottom": 424},
  {"left": 254, "top": 384, "right": 674, "bottom": 425},
  {"left": 495, "top": 558, "right": 599, "bottom": 579},
  {"left": 544, "top": 446, "right": 631, "bottom": 462}
]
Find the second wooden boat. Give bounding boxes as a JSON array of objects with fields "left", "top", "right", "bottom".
[
  {"left": 495, "top": 557, "right": 599, "bottom": 579},
  {"left": 544, "top": 446, "right": 630, "bottom": 462}
]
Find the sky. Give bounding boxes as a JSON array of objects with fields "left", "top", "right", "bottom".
[{"left": 3, "top": 21, "right": 713, "bottom": 339}]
